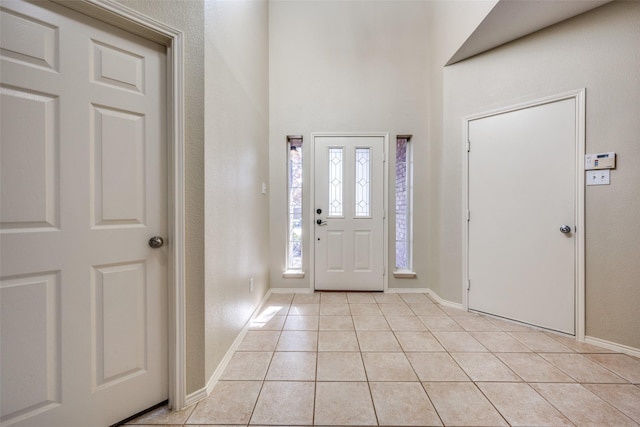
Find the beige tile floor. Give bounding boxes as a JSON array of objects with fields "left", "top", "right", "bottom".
[{"left": 126, "top": 292, "right": 640, "bottom": 426}]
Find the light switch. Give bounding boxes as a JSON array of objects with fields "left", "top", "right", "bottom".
[{"left": 586, "top": 170, "right": 610, "bottom": 186}]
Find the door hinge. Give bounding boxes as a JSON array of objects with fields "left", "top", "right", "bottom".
[
  {"left": 467, "top": 279, "right": 471, "bottom": 291},
  {"left": 467, "top": 210, "right": 470, "bottom": 222},
  {"left": 466, "top": 141, "right": 470, "bottom": 152}
]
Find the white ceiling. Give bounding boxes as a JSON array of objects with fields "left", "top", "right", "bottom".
[{"left": 447, "top": 0, "right": 612, "bottom": 65}]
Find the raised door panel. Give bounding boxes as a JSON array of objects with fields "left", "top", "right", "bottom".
[
  {"left": 326, "top": 231, "right": 345, "bottom": 272},
  {"left": 0, "top": 87, "right": 59, "bottom": 231},
  {"left": 91, "top": 40, "right": 144, "bottom": 93},
  {"left": 0, "top": 8, "right": 58, "bottom": 71},
  {"left": 91, "top": 105, "right": 145, "bottom": 228},
  {"left": 353, "top": 231, "right": 372, "bottom": 272},
  {"left": 0, "top": 272, "right": 61, "bottom": 424},
  {"left": 92, "top": 262, "right": 146, "bottom": 390}
]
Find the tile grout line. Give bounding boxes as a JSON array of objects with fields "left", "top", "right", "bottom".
[
  {"left": 436, "top": 304, "right": 631, "bottom": 426},
  {"left": 427, "top": 305, "right": 499, "bottom": 427},
  {"left": 131, "top": 291, "right": 640, "bottom": 426},
  {"left": 401, "top": 316, "right": 447, "bottom": 427},
  {"left": 417, "top": 295, "right": 514, "bottom": 426},
  {"left": 249, "top": 295, "right": 290, "bottom": 426},
  {"left": 451, "top": 311, "right": 551, "bottom": 426},
  {"left": 361, "top": 302, "right": 380, "bottom": 426},
  {"left": 246, "top": 341, "right": 278, "bottom": 425},
  {"left": 312, "top": 315, "right": 318, "bottom": 427}
]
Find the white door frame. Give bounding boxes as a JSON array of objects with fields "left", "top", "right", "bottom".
[
  {"left": 309, "top": 132, "right": 389, "bottom": 293},
  {"left": 462, "top": 89, "right": 586, "bottom": 340},
  {"left": 52, "top": 0, "right": 187, "bottom": 410}
]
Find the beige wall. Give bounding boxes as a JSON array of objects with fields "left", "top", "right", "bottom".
[
  {"left": 116, "top": 0, "right": 270, "bottom": 396},
  {"left": 424, "top": 0, "right": 496, "bottom": 299},
  {"left": 268, "top": 0, "right": 431, "bottom": 291},
  {"left": 440, "top": 1, "right": 640, "bottom": 349},
  {"left": 204, "top": 0, "right": 270, "bottom": 383}
]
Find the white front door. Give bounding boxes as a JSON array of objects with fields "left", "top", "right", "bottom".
[
  {"left": 0, "top": 1, "right": 168, "bottom": 425},
  {"left": 313, "top": 135, "right": 385, "bottom": 291},
  {"left": 467, "top": 97, "right": 580, "bottom": 334}
]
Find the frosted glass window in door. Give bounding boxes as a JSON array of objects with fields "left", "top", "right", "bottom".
[
  {"left": 328, "top": 148, "right": 343, "bottom": 217},
  {"left": 355, "top": 148, "right": 371, "bottom": 217}
]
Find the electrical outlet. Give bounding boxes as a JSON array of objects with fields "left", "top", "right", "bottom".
[{"left": 250, "top": 277, "right": 254, "bottom": 293}]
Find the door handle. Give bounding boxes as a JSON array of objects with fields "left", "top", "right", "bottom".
[
  {"left": 316, "top": 219, "right": 328, "bottom": 226},
  {"left": 559, "top": 225, "right": 571, "bottom": 234},
  {"left": 148, "top": 236, "right": 164, "bottom": 248}
]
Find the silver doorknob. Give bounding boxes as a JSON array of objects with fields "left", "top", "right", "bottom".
[
  {"left": 148, "top": 236, "right": 164, "bottom": 248},
  {"left": 559, "top": 225, "right": 571, "bottom": 234}
]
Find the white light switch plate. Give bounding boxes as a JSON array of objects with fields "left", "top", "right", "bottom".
[{"left": 586, "top": 170, "right": 610, "bottom": 186}]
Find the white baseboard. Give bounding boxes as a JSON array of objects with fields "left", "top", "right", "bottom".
[
  {"left": 585, "top": 335, "right": 640, "bottom": 358},
  {"left": 185, "top": 289, "right": 274, "bottom": 407},
  {"left": 385, "top": 287, "right": 465, "bottom": 310},
  {"left": 270, "top": 287, "right": 313, "bottom": 294},
  {"left": 385, "top": 287, "right": 430, "bottom": 294},
  {"left": 424, "top": 289, "right": 464, "bottom": 310},
  {"left": 184, "top": 385, "right": 208, "bottom": 408}
]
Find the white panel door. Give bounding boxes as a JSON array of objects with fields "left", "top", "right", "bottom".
[
  {"left": 468, "top": 98, "right": 577, "bottom": 334},
  {"left": 0, "top": 1, "right": 168, "bottom": 426},
  {"left": 314, "top": 136, "right": 384, "bottom": 291}
]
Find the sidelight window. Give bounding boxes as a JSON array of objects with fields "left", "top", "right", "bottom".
[
  {"left": 287, "top": 136, "right": 303, "bottom": 271},
  {"left": 395, "top": 135, "right": 413, "bottom": 271}
]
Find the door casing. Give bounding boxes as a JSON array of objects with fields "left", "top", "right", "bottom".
[
  {"left": 56, "top": 0, "right": 187, "bottom": 410},
  {"left": 309, "top": 132, "right": 389, "bottom": 293},
  {"left": 462, "top": 89, "right": 586, "bottom": 340}
]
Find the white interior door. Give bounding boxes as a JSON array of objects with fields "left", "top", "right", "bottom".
[
  {"left": 314, "top": 135, "right": 384, "bottom": 291},
  {"left": 467, "top": 98, "right": 578, "bottom": 334},
  {"left": 0, "top": 1, "right": 168, "bottom": 425}
]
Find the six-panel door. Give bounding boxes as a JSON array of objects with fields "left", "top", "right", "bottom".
[{"left": 0, "top": 1, "right": 168, "bottom": 425}]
